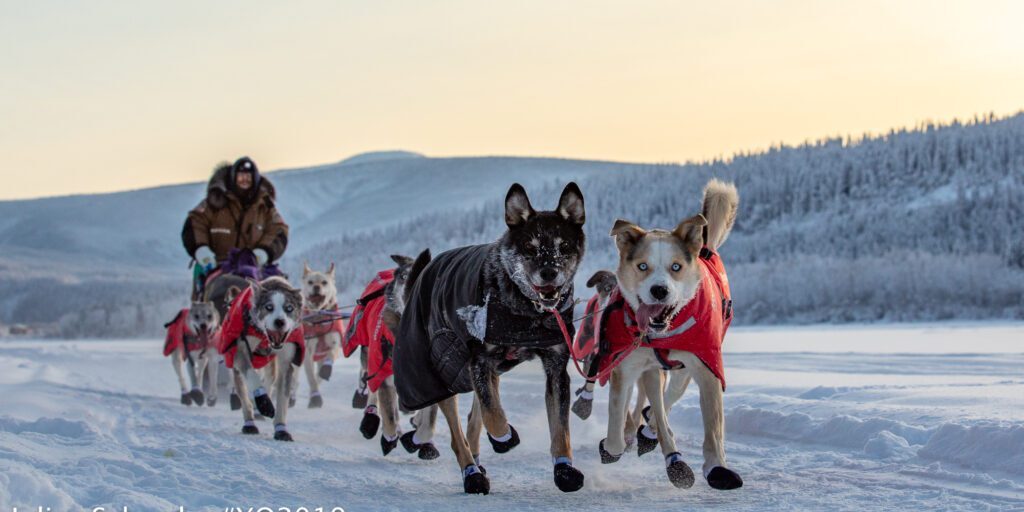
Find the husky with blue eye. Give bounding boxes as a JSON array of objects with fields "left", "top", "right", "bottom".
[
  {"left": 599, "top": 179, "right": 743, "bottom": 491},
  {"left": 394, "top": 182, "right": 587, "bottom": 495}
]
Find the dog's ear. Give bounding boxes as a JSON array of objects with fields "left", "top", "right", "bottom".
[
  {"left": 303, "top": 261, "right": 312, "bottom": 276},
  {"left": 226, "top": 285, "right": 243, "bottom": 304},
  {"left": 245, "top": 278, "right": 262, "bottom": 297},
  {"left": 505, "top": 183, "right": 535, "bottom": 228},
  {"left": 586, "top": 270, "right": 614, "bottom": 288},
  {"left": 673, "top": 214, "right": 708, "bottom": 255},
  {"left": 610, "top": 219, "right": 646, "bottom": 250},
  {"left": 390, "top": 254, "right": 413, "bottom": 267},
  {"left": 327, "top": 262, "right": 335, "bottom": 277},
  {"left": 557, "top": 182, "right": 585, "bottom": 225}
]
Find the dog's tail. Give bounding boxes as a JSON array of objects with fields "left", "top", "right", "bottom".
[{"left": 701, "top": 179, "right": 739, "bottom": 251}]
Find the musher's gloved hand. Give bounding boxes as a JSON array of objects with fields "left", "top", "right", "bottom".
[
  {"left": 254, "top": 248, "right": 269, "bottom": 266},
  {"left": 195, "top": 246, "right": 216, "bottom": 268}
]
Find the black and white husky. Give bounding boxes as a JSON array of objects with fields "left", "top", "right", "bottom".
[
  {"left": 220, "top": 277, "right": 305, "bottom": 441},
  {"left": 394, "top": 183, "right": 587, "bottom": 494}
]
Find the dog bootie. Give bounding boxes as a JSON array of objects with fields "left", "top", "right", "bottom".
[
  {"left": 381, "top": 434, "right": 399, "bottom": 455},
  {"left": 308, "top": 393, "right": 323, "bottom": 409},
  {"left": 636, "top": 425, "right": 658, "bottom": 456},
  {"left": 288, "top": 395, "right": 297, "bottom": 409},
  {"left": 230, "top": 392, "right": 242, "bottom": 410},
  {"left": 400, "top": 431, "right": 440, "bottom": 460},
  {"left": 462, "top": 465, "right": 490, "bottom": 495},
  {"left": 418, "top": 443, "right": 440, "bottom": 460},
  {"left": 273, "top": 424, "right": 294, "bottom": 442},
  {"left": 206, "top": 396, "right": 217, "bottom": 407},
  {"left": 254, "top": 390, "right": 275, "bottom": 418},
  {"left": 241, "top": 421, "right": 259, "bottom": 435},
  {"left": 571, "top": 386, "right": 594, "bottom": 420},
  {"left": 188, "top": 388, "right": 204, "bottom": 406},
  {"left": 487, "top": 424, "right": 520, "bottom": 454},
  {"left": 665, "top": 452, "right": 695, "bottom": 488},
  {"left": 599, "top": 439, "right": 622, "bottom": 464},
  {"left": 180, "top": 393, "right": 192, "bottom": 406},
  {"left": 352, "top": 381, "right": 369, "bottom": 409},
  {"left": 553, "top": 458, "right": 585, "bottom": 493},
  {"left": 318, "top": 364, "right": 333, "bottom": 381},
  {"left": 359, "top": 406, "right": 380, "bottom": 439},
  {"left": 399, "top": 431, "right": 421, "bottom": 454},
  {"left": 706, "top": 466, "right": 743, "bottom": 490}
]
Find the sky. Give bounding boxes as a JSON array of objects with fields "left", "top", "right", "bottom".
[{"left": 2, "top": 0, "right": 1023, "bottom": 200}]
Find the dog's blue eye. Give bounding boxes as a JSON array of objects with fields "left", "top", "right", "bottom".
[
  {"left": 264, "top": 304, "right": 273, "bottom": 311},
  {"left": 285, "top": 305, "right": 294, "bottom": 313},
  {"left": 671, "top": 263, "right": 682, "bottom": 272},
  {"left": 637, "top": 263, "right": 648, "bottom": 271}
]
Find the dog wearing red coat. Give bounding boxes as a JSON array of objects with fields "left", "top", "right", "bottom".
[{"left": 598, "top": 179, "right": 743, "bottom": 491}]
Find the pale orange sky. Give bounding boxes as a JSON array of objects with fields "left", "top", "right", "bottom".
[{"left": 2, "top": 0, "right": 1023, "bottom": 200}]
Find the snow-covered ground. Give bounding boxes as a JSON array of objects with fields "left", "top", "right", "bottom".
[{"left": 2, "top": 323, "right": 1023, "bottom": 511}]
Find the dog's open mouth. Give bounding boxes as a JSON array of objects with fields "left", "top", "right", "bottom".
[
  {"left": 636, "top": 300, "right": 680, "bottom": 333},
  {"left": 266, "top": 329, "right": 288, "bottom": 349},
  {"left": 307, "top": 294, "right": 326, "bottom": 308},
  {"left": 532, "top": 285, "right": 561, "bottom": 308}
]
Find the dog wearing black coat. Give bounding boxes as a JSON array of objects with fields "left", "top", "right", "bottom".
[{"left": 394, "top": 182, "right": 587, "bottom": 495}]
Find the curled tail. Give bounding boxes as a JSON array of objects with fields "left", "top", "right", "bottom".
[{"left": 701, "top": 179, "right": 739, "bottom": 251}]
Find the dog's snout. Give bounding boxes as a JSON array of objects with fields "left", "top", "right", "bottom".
[
  {"left": 539, "top": 267, "right": 558, "bottom": 282},
  {"left": 273, "top": 318, "right": 286, "bottom": 330},
  {"left": 199, "top": 323, "right": 208, "bottom": 331},
  {"left": 312, "top": 285, "right": 321, "bottom": 295},
  {"left": 650, "top": 285, "right": 669, "bottom": 301}
]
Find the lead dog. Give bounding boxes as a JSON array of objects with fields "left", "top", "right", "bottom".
[
  {"left": 598, "top": 179, "right": 743, "bottom": 490},
  {"left": 218, "top": 276, "right": 305, "bottom": 441},
  {"left": 394, "top": 183, "right": 587, "bottom": 495}
]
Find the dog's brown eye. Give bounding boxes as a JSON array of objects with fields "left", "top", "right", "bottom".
[
  {"left": 637, "top": 262, "right": 648, "bottom": 271},
  {"left": 671, "top": 263, "right": 682, "bottom": 272}
]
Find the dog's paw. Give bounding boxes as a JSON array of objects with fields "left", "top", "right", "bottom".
[
  {"left": 359, "top": 407, "right": 380, "bottom": 439},
  {"left": 351, "top": 389, "right": 368, "bottom": 409},
  {"left": 636, "top": 425, "right": 658, "bottom": 457},
  {"left": 706, "top": 466, "right": 743, "bottom": 490},
  {"left": 599, "top": 439, "right": 622, "bottom": 464},
  {"left": 553, "top": 463, "right": 585, "bottom": 493},
  {"left": 487, "top": 425, "right": 520, "bottom": 454},
  {"left": 288, "top": 396, "right": 297, "bottom": 409},
  {"left": 308, "top": 394, "right": 323, "bottom": 409},
  {"left": 180, "top": 393, "right": 192, "bottom": 406},
  {"left": 399, "top": 431, "right": 420, "bottom": 453},
  {"left": 418, "top": 443, "right": 440, "bottom": 460},
  {"left": 254, "top": 394, "right": 276, "bottom": 418},
  {"left": 318, "top": 365, "right": 333, "bottom": 381},
  {"left": 188, "top": 389, "right": 204, "bottom": 405},
  {"left": 571, "top": 396, "right": 593, "bottom": 420},
  {"left": 381, "top": 435, "right": 398, "bottom": 456},
  {"left": 206, "top": 396, "right": 217, "bottom": 407},
  {"left": 273, "top": 429, "right": 294, "bottom": 442},
  {"left": 462, "top": 466, "right": 490, "bottom": 495},
  {"left": 230, "top": 393, "right": 242, "bottom": 411},
  {"left": 241, "top": 424, "right": 259, "bottom": 435},
  {"left": 665, "top": 453, "right": 695, "bottom": 489}
]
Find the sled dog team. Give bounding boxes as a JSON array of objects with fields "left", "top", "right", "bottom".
[{"left": 164, "top": 179, "right": 743, "bottom": 494}]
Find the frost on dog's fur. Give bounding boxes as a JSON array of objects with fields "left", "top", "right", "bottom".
[{"left": 456, "top": 294, "right": 490, "bottom": 340}]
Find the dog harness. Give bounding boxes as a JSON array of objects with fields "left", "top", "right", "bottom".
[
  {"left": 302, "top": 303, "right": 344, "bottom": 363},
  {"left": 582, "top": 248, "right": 732, "bottom": 390},
  {"left": 342, "top": 269, "right": 394, "bottom": 358},
  {"left": 162, "top": 309, "right": 212, "bottom": 358},
  {"left": 218, "top": 287, "right": 305, "bottom": 370}
]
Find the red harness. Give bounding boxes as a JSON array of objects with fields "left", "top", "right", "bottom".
[
  {"left": 163, "top": 309, "right": 213, "bottom": 358},
  {"left": 217, "top": 288, "right": 305, "bottom": 370},
  {"left": 342, "top": 269, "right": 394, "bottom": 358},
  {"left": 574, "top": 249, "right": 732, "bottom": 390},
  {"left": 302, "top": 304, "right": 345, "bottom": 363}
]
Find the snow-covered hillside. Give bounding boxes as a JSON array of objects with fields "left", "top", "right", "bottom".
[
  {"left": 2, "top": 323, "right": 1022, "bottom": 510},
  {"left": 1, "top": 113, "right": 1023, "bottom": 337}
]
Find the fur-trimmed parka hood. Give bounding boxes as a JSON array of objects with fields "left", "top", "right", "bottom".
[{"left": 206, "top": 161, "right": 277, "bottom": 210}]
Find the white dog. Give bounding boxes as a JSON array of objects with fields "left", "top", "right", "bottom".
[{"left": 297, "top": 262, "right": 344, "bottom": 408}]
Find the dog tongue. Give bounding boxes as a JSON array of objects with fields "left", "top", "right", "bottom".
[{"left": 636, "top": 303, "right": 668, "bottom": 332}]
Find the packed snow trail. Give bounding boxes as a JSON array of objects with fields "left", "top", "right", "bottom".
[{"left": 1, "top": 323, "right": 1023, "bottom": 511}]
